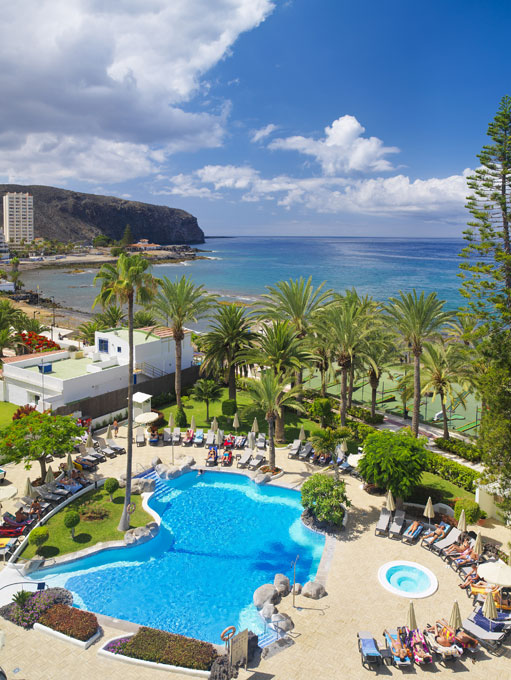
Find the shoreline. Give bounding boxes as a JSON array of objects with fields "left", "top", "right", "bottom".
[{"left": 18, "top": 252, "right": 209, "bottom": 272}]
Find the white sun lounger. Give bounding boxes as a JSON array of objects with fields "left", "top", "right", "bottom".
[
  {"left": 135, "top": 428, "right": 145, "bottom": 446},
  {"left": 375, "top": 507, "right": 391, "bottom": 536},
  {"left": 205, "top": 430, "right": 215, "bottom": 447},
  {"left": 288, "top": 440, "right": 301, "bottom": 458},
  {"left": 237, "top": 450, "right": 252, "bottom": 468},
  {"left": 256, "top": 433, "right": 266, "bottom": 450},
  {"left": 172, "top": 427, "right": 181, "bottom": 444},
  {"left": 248, "top": 454, "right": 265, "bottom": 470}
]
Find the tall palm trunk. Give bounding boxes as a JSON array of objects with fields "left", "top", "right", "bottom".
[
  {"left": 412, "top": 350, "right": 421, "bottom": 437},
  {"left": 205, "top": 399, "right": 210, "bottom": 421},
  {"left": 347, "top": 364, "right": 355, "bottom": 409},
  {"left": 275, "top": 411, "right": 285, "bottom": 443},
  {"left": 439, "top": 388, "right": 449, "bottom": 439},
  {"left": 268, "top": 415, "right": 276, "bottom": 471},
  {"left": 369, "top": 371, "right": 379, "bottom": 418},
  {"left": 228, "top": 362, "right": 236, "bottom": 402},
  {"left": 118, "top": 293, "right": 134, "bottom": 531},
  {"left": 174, "top": 334, "right": 183, "bottom": 408},
  {"left": 340, "top": 364, "right": 349, "bottom": 426},
  {"left": 320, "top": 365, "right": 327, "bottom": 397},
  {"left": 295, "top": 368, "right": 303, "bottom": 401}
]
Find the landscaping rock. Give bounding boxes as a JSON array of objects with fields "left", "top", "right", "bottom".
[
  {"left": 118, "top": 473, "right": 127, "bottom": 488},
  {"left": 151, "top": 456, "right": 162, "bottom": 467},
  {"left": 260, "top": 603, "right": 277, "bottom": 621},
  {"left": 271, "top": 612, "right": 294, "bottom": 633},
  {"left": 274, "top": 573, "right": 291, "bottom": 596},
  {"left": 179, "top": 455, "right": 195, "bottom": 468},
  {"left": 131, "top": 477, "right": 156, "bottom": 494},
  {"left": 292, "top": 583, "right": 302, "bottom": 595},
  {"left": 253, "top": 584, "right": 280, "bottom": 609},
  {"left": 254, "top": 472, "right": 271, "bottom": 485},
  {"left": 124, "top": 521, "right": 159, "bottom": 546},
  {"left": 302, "top": 581, "right": 326, "bottom": 599}
]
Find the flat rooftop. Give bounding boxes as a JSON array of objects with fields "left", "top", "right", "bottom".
[
  {"left": 104, "top": 329, "right": 159, "bottom": 346},
  {"left": 25, "top": 356, "right": 117, "bottom": 380}
]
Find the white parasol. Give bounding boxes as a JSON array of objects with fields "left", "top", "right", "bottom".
[{"left": 135, "top": 411, "right": 159, "bottom": 425}]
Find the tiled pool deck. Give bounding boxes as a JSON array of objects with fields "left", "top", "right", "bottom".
[{"left": 0, "top": 428, "right": 510, "bottom": 678}]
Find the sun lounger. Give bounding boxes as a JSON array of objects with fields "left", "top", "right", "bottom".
[
  {"left": 148, "top": 431, "right": 160, "bottom": 446},
  {"left": 462, "top": 618, "right": 506, "bottom": 650},
  {"left": 388, "top": 509, "right": 406, "bottom": 539},
  {"left": 357, "top": 631, "right": 382, "bottom": 668},
  {"left": 0, "top": 537, "right": 18, "bottom": 561},
  {"left": 298, "top": 442, "right": 313, "bottom": 460},
  {"left": 421, "top": 521, "right": 451, "bottom": 549},
  {"left": 234, "top": 435, "right": 246, "bottom": 449},
  {"left": 237, "top": 450, "right": 252, "bottom": 468},
  {"left": 163, "top": 428, "right": 172, "bottom": 444},
  {"left": 86, "top": 450, "right": 106, "bottom": 463},
  {"left": 256, "top": 433, "right": 266, "bottom": 450},
  {"left": 183, "top": 429, "right": 194, "bottom": 445},
  {"left": 469, "top": 609, "right": 511, "bottom": 633},
  {"left": 206, "top": 446, "right": 218, "bottom": 466},
  {"left": 205, "top": 430, "right": 215, "bottom": 447},
  {"left": 402, "top": 521, "right": 424, "bottom": 544},
  {"left": 375, "top": 507, "right": 391, "bottom": 536},
  {"left": 404, "top": 628, "right": 433, "bottom": 664},
  {"left": 135, "top": 428, "right": 145, "bottom": 446},
  {"left": 172, "top": 427, "right": 181, "bottom": 444},
  {"left": 383, "top": 629, "right": 412, "bottom": 667},
  {"left": 221, "top": 450, "right": 233, "bottom": 466},
  {"left": 423, "top": 630, "right": 462, "bottom": 662},
  {"left": 106, "top": 439, "right": 125, "bottom": 453},
  {"left": 248, "top": 453, "right": 265, "bottom": 470},
  {"left": 433, "top": 527, "right": 461, "bottom": 556},
  {"left": 194, "top": 429, "right": 204, "bottom": 446},
  {"left": 288, "top": 440, "right": 302, "bottom": 458}
]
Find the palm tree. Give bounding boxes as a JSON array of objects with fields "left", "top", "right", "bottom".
[
  {"left": 310, "top": 428, "right": 345, "bottom": 481},
  {"left": 244, "top": 371, "right": 303, "bottom": 471},
  {"left": 93, "top": 253, "right": 157, "bottom": 532},
  {"left": 77, "top": 320, "right": 105, "bottom": 346},
  {"left": 362, "top": 330, "right": 398, "bottom": 418},
  {"left": 133, "top": 310, "right": 157, "bottom": 328},
  {"left": 190, "top": 379, "right": 223, "bottom": 421},
  {"left": 152, "top": 276, "right": 216, "bottom": 408},
  {"left": 307, "top": 313, "right": 334, "bottom": 397},
  {"left": 385, "top": 290, "right": 453, "bottom": 437},
  {"left": 0, "top": 327, "right": 25, "bottom": 358},
  {"left": 201, "top": 304, "right": 253, "bottom": 405},
  {"left": 95, "top": 304, "right": 126, "bottom": 328}
]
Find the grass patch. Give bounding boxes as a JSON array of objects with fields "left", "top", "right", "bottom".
[
  {"left": 22, "top": 486, "right": 152, "bottom": 559},
  {"left": 0, "top": 402, "right": 18, "bottom": 429},
  {"left": 412, "top": 471, "right": 475, "bottom": 507}
]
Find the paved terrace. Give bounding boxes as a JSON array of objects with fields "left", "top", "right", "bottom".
[{"left": 0, "top": 427, "right": 510, "bottom": 679}]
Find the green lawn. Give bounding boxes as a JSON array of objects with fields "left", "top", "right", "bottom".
[
  {"left": 160, "top": 387, "right": 322, "bottom": 445},
  {"left": 413, "top": 471, "right": 475, "bottom": 506},
  {"left": 22, "top": 486, "right": 152, "bottom": 559},
  {"left": 0, "top": 402, "right": 18, "bottom": 428}
]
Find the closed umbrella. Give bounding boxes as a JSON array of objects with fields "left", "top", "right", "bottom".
[
  {"left": 449, "top": 601, "right": 462, "bottom": 631},
  {"left": 190, "top": 415, "right": 196, "bottom": 431},
  {"left": 473, "top": 531, "right": 483, "bottom": 556},
  {"left": 106, "top": 424, "right": 112, "bottom": 439},
  {"left": 135, "top": 411, "right": 159, "bottom": 425},
  {"left": 212, "top": 417, "right": 218, "bottom": 432},
  {"left": 86, "top": 432, "right": 93, "bottom": 448},
  {"left": 457, "top": 509, "right": 467, "bottom": 533},
  {"left": 386, "top": 489, "right": 396, "bottom": 513},
  {"left": 216, "top": 430, "right": 223, "bottom": 446},
  {"left": 406, "top": 601, "right": 418, "bottom": 631},
  {"left": 340, "top": 439, "right": 348, "bottom": 455},
  {"left": 247, "top": 431, "right": 255, "bottom": 450},
  {"left": 168, "top": 412, "right": 175, "bottom": 430},
  {"left": 45, "top": 467, "right": 55, "bottom": 484},
  {"left": 67, "top": 453, "right": 74, "bottom": 474},
  {"left": 233, "top": 412, "right": 240, "bottom": 431},
  {"left": 24, "top": 478, "right": 38, "bottom": 500},
  {"left": 252, "top": 417, "right": 259, "bottom": 434},
  {"left": 298, "top": 425, "right": 306, "bottom": 442},
  {"left": 482, "top": 587, "right": 498, "bottom": 628},
  {"left": 423, "top": 497, "right": 435, "bottom": 520}
]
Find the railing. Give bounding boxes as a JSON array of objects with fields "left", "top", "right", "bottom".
[{"left": 136, "top": 362, "right": 167, "bottom": 379}]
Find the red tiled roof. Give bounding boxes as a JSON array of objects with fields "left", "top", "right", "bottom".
[
  {"left": 138, "top": 326, "right": 191, "bottom": 339},
  {"left": 2, "top": 349, "right": 66, "bottom": 364}
]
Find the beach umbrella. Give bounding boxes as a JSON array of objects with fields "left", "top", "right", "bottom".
[
  {"left": 423, "top": 497, "right": 435, "bottom": 520},
  {"left": 406, "top": 601, "right": 418, "bottom": 631},
  {"left": 482, "top": 587, "right": 498, "bottom": 628},
  {"left": 386, "top": 489, "right": 396, "bottom": 513},
  {"left": 216, "top": 430, "right": 223, "bottom": 446},
  {"left": 233, "top": 412, "right": 240, "bottom": 431},
  {"left": 24, "top": 478, "right": 38, "bottom": 500},
  {"left": 298, "top": 425, "right": 306, "bottom": 442},
  {"left": 106, "top": 424, "right": 112, "bottom": 439},
  {"left": 212, "top": 417, "right": 218, "bottom": 432},
  {"left": 449, "top": 601, "right": 462, "bottom": 631},
  {"left": 190, "top": 415, "right": 196, "bottom": 431},
  {"left": 135, "top": 411, "right": 159, "bottom": 425},
  {"left": 45, "top": 467, "right": 55, "bottom": 484},
  {"left": 168, "top": 412, "right": 175, "bottom": 430},
  {"left": 86, "top": 432, "right": 93, "bottom": 448},
  {"left": 478, "top": 560, "right": 511, "bottom": 588},
  {"left": 67, "top": 453, "right": 74, "bottom": 474},
  {"left": 247, "top": 431, "right": 255, "bottom": 450},
  {"left": 473, "top": 531, "right": 483, "bottom": 556},
  {"left": 340, "top": 439, "right": 348, "bottom": 455},
  {"left": 457, "top": 509, "right": 467, "bottom": 533},
  {"left": 252, "top": 417, "right": 259, "bottom": 434}
]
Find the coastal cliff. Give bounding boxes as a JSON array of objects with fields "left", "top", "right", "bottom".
[{"left": 0, "top": 184, "right": 204, "bottom": 244}]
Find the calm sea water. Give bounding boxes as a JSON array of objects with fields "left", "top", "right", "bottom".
[{"left": 21, "top": 236, "right": 466, "bottom": 313}]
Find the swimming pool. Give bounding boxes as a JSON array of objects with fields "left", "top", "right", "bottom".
[
  {"left": 378, "top": 561, "right": 438, "bottom": 598},
  {"left": 29, "top": 471, "right": 325, "bottom": 643}
]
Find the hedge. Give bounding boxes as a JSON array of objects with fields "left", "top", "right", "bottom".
[
  {"left": 425, "top": 451, "right": 481, "bottom": 492},
  {"left": 121, "top": 626, "right": 218, "bottom": 671},
  {"left": 221, "top": 399, "right": 237, "bottom": 416},
  {"left": 39, "top": 604, "right": 98, "bottom": 641},
  {"left": 174, "top": 407, "right": 187, "bottom": 428},
  {"left": 434, "top": 437, "right": 482, "bottom": 463},
  {"left": 454, "top": 498, "right": 481, "bottom": 524},
  {"left": 347, "top": 405, "right": 384, "bottom": 425}
]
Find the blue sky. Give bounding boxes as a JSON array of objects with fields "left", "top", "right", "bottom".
[{"left": 0, "top": 0, "right": 509, "bottom": 236}]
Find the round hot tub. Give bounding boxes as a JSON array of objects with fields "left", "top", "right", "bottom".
[{"left": 378, "top": 560, "right": 438, "bottom": 599}]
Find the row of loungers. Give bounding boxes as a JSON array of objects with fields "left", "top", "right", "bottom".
[
  {"left": 135, "top": 427, "right": 267, "bottom": 450},
  {"left": 288, "top": 440, "right": 362, "bottom": 478}
]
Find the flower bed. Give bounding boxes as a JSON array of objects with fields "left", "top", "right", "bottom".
[
  {"left": 260, "top": 465, "right": 282, "bottom": 475},
  {"left": 103, "top": 626, "right": 217, "bottom": 672},
  {"left": 38, "top": 604, "right": 98, "bottom": 642},
  {"left": 0, "top": 588, "right": 72, "bottom": 629},
  {"left": 16, "top": 331, "right": 61, "bottom": 353}
]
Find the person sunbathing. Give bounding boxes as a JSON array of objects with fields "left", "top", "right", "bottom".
[
  {"left": 421, "top": 524, "right": 446, "bottom": 545},
  {"left": 207, "top": 447, "right": 217, "bottom": 461},
  {"left": 453, "top": 548, "right": 479, "bottom": 568},
  {"left": 384, "top": 630, "right": 411, "bottom": 660},
  {"left": 15, "top": 509, "right": 28, "bottom": 523},
  {"left": 447, "top": 544, "right": 472, "bottom": 562},
  {"left": 458, "top": 566, "right": 484, "bottom": 590},
  {"left": 445, "top": 537, "right": 470, "bottom": 557},
  {"left": 425, "top": 623, "right": 453, "bottom": 647},
  {"left": 437, "top": 620, "right": 478, "bottom": 650},
  {"left": 29, "top": 500, "right": 42, "bottom": 520},
  {"left": 403, "top": 521, "right": 421, "bottom": 536}
]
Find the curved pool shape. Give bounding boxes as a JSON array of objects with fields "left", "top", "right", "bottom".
[
  {"left": 29, "top": 471, "right": 325, "bottom": 643},
  {"left": 378, "top": 561, "right": 438, "bottom": 598}
]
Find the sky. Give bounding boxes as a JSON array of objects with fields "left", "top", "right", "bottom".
[{"left": 0, "top": 0, "right": 509, "bottom": 237}]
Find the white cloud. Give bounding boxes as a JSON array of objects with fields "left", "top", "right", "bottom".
[
  {"left": 250, "top": 124, "right": 278, "bottom": 143},
  {"left": 0, "top": 0, "right": 275, "bottom": 184},
  {"left": 269, "top": 115, "right": 399, "bottom": 174}
]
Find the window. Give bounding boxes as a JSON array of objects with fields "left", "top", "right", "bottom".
[
  {"left": 117, "top": 346, "right": 122, "bottom": 353},
  {"left": 98, "top": 338, "right": 109, "bottom": 353}
]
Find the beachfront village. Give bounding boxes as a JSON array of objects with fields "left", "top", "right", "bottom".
[{"left": 0, "top": 102, "right": 510, "bottom": 680}]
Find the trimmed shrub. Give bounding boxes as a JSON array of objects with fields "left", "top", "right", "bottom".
[
  {"left": 29, "top": 527, "right": 49, "bottom": 555},
  {"left": 174, "top": 407, "right": 187, "bottom": 428},
  {"left": 309, "top": 398, "right": 335, "bottom": 427},
  {"left": 221, "top": 399, "right": 237, "bottom": 416},
  {"left": 345, "top": 419, "right": 376, "bottom": 442},
  {"left": 152, "top": 392, "right": 174, "bottom": 408},
  {"left": 434, "top": 437, "right": 482, "bottom": 463},
  {"left": 301, "top": 474, "right": 351, "bottom": 528},
  {"left": 454, "top": 498, "right": 481, "bottom": 524},
  {"left": 347, "top": 404, "right": 384, "bottom": 425},
  {"left": 64, "top": 511, "right": 80, "bottom": 539},
  {"left": 425, "top": 451, "right": 481, "bottom": 492},
  {"left": 122, "top": 626, "right": 218, "bottom": 671},
  {"left": 104, "top": 477, "right": 119, "bottom": 502},
  {"left": 39, "top": 604, "right": 98, "bottom": 641}
]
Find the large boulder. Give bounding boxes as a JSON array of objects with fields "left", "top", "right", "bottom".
[
  {"left": 271, "top": 612, "right": 294, "bottom": 633},
  {"left": 124, "top": 521, "right": 159, "bottom": 546},
  {"left": 302, "top": 581, "right": 326, "bottom": 599},
  {"left": 292, "top": 583, "right": 302, "bottom": 595},
  {"left": 254, "top": 472, "right": 271, "bottom": 485},
  {"left": 253, "top": 584, "right": 280, "bottom": 609},
  {"left": 151, "top": 456, "right": 162, "bottom": 467},
  {"left": 260, "top": 603, "right": 277, "bottom": 621},
  {"left": 274, "top": 573, "right": 291, "bottom": 597},
  {"left": 178, "top": 455, "right": 195, "bottom": 468},
  {"left": 131, "top": 477, "right": 156, "bottom": 494}
]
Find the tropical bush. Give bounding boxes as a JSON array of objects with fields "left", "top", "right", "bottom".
[
  {"left": 345, "top": 419, "right": 375, "bottom": 442},
  {"left": 10, "top": 590, "right": 60, "bottom": 629},
  {"left": 425, "top": 451, "right": 481, "bottom": 492},
  {"left": 12, "top": 404, "right": 37, "bottom": 420},
  {"left": 358, "top": 430, "right": 428, "bottom": 499},
  {"left": 39, "top": 604, "right": 99, "bottom": 641},
  {"left": 29, "top": 527, "right": 49, "bottom": 555},
  {"left": 221, "top": 398, "right": 237, "bottom": 416},
  {"left": 309, "top": 398, "right": 336, "bottom": 427},
  {"left": 104, "top": 478, "right": 119, "bottom": 502},
  {"left": 454, "top": 498, "right": 481, "bottom": 524},
  {"left": 347, "top": 404, "right": 384, "bottom": 425},
  {"left": 301, "top": 474, "right": 351, "bottom": 528},
  {"left": 434, "top": 437, "right": 482, "bottom": 463},
  {"left": 64, "top": 511, "right": 80, "bottom": 539},
  {"left": 114, "top": 626, "right": 218, "bottom": 670},
  {"left": 152, "top": 391, "right": 174, "bottom": 408},
  {"left": 174, "top": 406, "right": 187, "bottom": 428},
  {"left": 12, "top": 590, "right": 33, "bottom": 609}
]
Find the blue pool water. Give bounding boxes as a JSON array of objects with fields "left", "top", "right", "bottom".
[
  {"left": 385, "top": 565, "right": 431, "bottom": 594},
  {"left": 29, "top": 472, "right": 325, "bottom": 643}
]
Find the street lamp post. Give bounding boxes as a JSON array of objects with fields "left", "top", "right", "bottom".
[
  {"left": 291, "top": 554, "right": 299, "bottom": 607},
  {"left": 51, "top": 296, "right": 56, "bottom": 340}
]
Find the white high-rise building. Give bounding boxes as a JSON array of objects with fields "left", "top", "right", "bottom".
[{"left": 3, "top": 192, "right": 34, "bottom": 244}]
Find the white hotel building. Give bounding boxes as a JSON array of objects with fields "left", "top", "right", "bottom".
[{"left": 3, "top": 192, "right": 34, "bottom": 244}]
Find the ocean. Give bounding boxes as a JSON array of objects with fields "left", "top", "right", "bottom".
[{"left": 21, "top": 236, "right": 467, "bottom": 315}]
